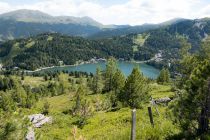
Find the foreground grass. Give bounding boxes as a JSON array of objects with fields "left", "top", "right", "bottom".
[
  {"left": 22, "top": 83, "right": 179, "bottom": 140},
  {"left": 150, "top": 83, "right": 175, "bottom": 99}
]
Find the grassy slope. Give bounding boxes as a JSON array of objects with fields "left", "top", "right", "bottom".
[
  {"left": 22, "top": 76, "right": 48, "bottom": 87},
  {"left": 22, "top": 79, "right": 179, "bottom": 140}
]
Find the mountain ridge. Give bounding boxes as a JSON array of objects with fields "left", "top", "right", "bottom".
[
  {"left": 0, "top": 9, "right": 103, "bottom": 27},
  {"left": 0, "top": 9, "right": 210, "bottom": 41}
]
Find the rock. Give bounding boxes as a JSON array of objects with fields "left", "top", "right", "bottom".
[
  {"left": 34, "top": 116, "right": 52, "bottom": 128},
  {"left": 28, "top": 114, "right": 52, "bottom": 128},
  {"left": 154, "top": 97, "right": 171, "bottom": 104},
  {"left": 26, "top": 127, "right": 35, "bottom": 140}
]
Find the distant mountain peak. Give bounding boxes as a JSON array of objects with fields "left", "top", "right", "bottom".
[
  {"left": 0, "top": 9, "right": 52, "bottom": 22},
  {"left": 0, "top": 9, "right": 103, "bottom": 27}
]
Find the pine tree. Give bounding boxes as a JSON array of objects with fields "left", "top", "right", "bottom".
[
  {"left": 104, "top": 57, "right": 117, "bottom": 92},
  {"left": 11, "top": 77, "right": 27, "bottom": 107},
  {"left": 42, "top": 100, "right": 50, "bottom": 115},
  {"left": 113, "top": 69, "right": 125, "bottom": 98},
  {"left": 92, "top": 67, "right": 103, "bottom": 94},
  {"left": 73, "top": 85, "right": 93, "bottom": 127},
  {"left": 73, "top": 85, "right": 86, "bottom": 114},
  {"left": 122, "top": 67, "right": 150, "bottom": 108},
  {"left": 172, "top": 38, "right": 210, "bottom": 136},
  {"left": 0, "top": 91, "right": 16, "bottom": 112},
  {"left": 164, "top": 68, "right": 170, "bottom": 83},
  {"left": 173, "top": 60, "right": 210, "bottom": 136},
  {"left": 200, "top": 37, "right": 210, "bottom": 59},
  {"left": 58, "top": 73, "right": 69, "bottom": 94},
  {"left": 157, "top": 68, "right": 170, "bottom": 84}
]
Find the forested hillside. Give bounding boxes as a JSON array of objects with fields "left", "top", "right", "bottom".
[
  {"left": 0, "top": 33, "right": 134, "bottom": 70},
  {"left": 1, "top": 17, "right": 210, "bottom": 71},
  {"left": 0, "top": 29, "right": 203, "bottom": 71}
]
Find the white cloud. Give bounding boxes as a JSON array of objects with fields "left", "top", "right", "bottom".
[
  {"left": 197, "top": 4, "right": 210, "bottom": 18},
  {"left": 0, "top": 0, "right": 209, "bottom": 25},
  {"left": 0, "top": 2, "right": 12, "bottom": 13}
]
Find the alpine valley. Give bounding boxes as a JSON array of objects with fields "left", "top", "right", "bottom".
[{"left": 0, "top": 9, "right": 210, "bottom": 140}]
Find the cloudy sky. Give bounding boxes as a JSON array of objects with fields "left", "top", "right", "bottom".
[{"left": 0, "top": 0, "right": 210, "bottom": 25}]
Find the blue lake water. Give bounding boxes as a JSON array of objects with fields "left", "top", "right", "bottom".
[{"left": 38, "top": 61, "right": 160, "bottom": 79}]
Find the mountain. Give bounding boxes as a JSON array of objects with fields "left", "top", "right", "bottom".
[
  {"left": 0, "top": 9, "right": 103, "bottom": 26},
  {"left": 0, "top": 9, "right": 105, "bottom": 41},
  {"left": 89, "top": 24, "right": 160, "bottom": 39},
  {"left": 166, "top": 18, "right": 210, "bottom": 50},
  {"left": 0, "top": 9, "right": 162, "bottom": 41},
  {"left": 89, "top": 19, "right": 188, "bottom": 39}
]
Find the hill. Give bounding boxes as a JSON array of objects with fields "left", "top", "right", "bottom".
[
  {"left": 89, "top": 24, "right": 160, "bottom": 39},
  {"left": 0, "top": 9, "right": 174, "bottom": 41},
  {"left": 0, "top": 9, "right": 103, "bottom": 26},
  {"left": 0, "top": 33, "right": 134, "bottom": 70},
  {"left": 89, "top": 18, "right": 188, "bottom": 39},
  {"left": 1, "top": 17, "right": 210, "bottom": 71},
  {"left": 0, "top": 9, "right": 105, "bottom": 40}
]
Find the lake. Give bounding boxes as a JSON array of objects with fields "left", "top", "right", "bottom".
[{"left": 37, "top": 61, "right": 160, "bottom": 79}]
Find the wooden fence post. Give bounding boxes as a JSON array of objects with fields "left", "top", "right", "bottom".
[
  {"left": 148, "top": 107, "right": 154, "bottom": 127},
  {"left": 131, "top": 109, "right": 136, "bottom": 140}
]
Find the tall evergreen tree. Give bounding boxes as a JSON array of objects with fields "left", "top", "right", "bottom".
[
  {"left": 104, "top": 57, "right": 117, "bottom": 92},
  {"left": 173, "top": 60, "right": 210, "bottom": 136},
  {"left": 122, "top": 67, "right": 150, "bottom": 108},
  {"left": 113, "top": 69, "right": 125, "bottom": 97},
  {"left": 165, "top": 68, "right": 170, "bottom": 83},
  {"left": 172, "top": 38, "right": 210, "bottom": 137},
  {"left": 157, "top": 68, "right": 170, "bottom": 84},
  {"left": 11, "top": 77, "right": 27, "bottom": 107},
  {"left": 92, "top": 67, "right": 103, "bottom": 94},
  {"left": 73, "top": 85, "right": 86, "bottom": 114}
]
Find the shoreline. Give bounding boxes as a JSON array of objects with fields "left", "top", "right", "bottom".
[
  {"left": 25, "top": 62, "right": 90, "bottom": 73},
  {"left": 24, "top": 59, "right": 154, "bottom": 73}
]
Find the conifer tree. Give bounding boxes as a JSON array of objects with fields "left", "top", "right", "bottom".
[
  {"left": 73, "top": 85, "right": 86, "bottom": 114},
  {"left": 122, "top": 67, "right": 150, "bottom": 108},
  {"left": 172, "top": 38, "right": 210, "bottom": 136},
  {"left": 92, "top": 67, "right": 103, "bottom": 94},
  {"left": 164, "top": 68, "right": 170, "bottom": 83},
  {"left": 173, "top": 60, "right": 210, "bottom": 135},
  {"left": 157, "top": 68, "right": 170, "bottom": 84},
  {"left": 42, "top": 100, "right": 50, "bottom": 115},
  {"left": 0, "top": 91, "right": 16, "bottom": 112},
  {"left": 11, "top": 77, "right": 27, "bottom": 107},
  {"left": 113, "top": 69, "right": 125, "bottom": 97},
  {"left": 104, "top": 57, "right": 117, "bottom": 92}
]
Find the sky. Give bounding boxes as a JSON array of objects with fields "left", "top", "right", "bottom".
[{"left": 0, "top": 0, "right": 210, "bottom": 25}]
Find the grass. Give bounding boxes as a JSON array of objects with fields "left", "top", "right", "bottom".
[
  {"left": 150, "top": 83, "right": 175, "bottom": 99},
  {"left": 22, "top": 80, "right": 179, "bottom": 140},
  {"left": 36, "top": 94, "right": 74, "bottom": 113},
  {"left": 22, "top": 76, "right": 48, "bottom": 87},
  {"left": 133, "top": 34, "right": 149, "bottom": 46},
  {"left": 26, "top": 41, "right": 35, "bottom": 48},
  {"left": 47, "top": 36, "right": 53, "bottom": 41}
]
